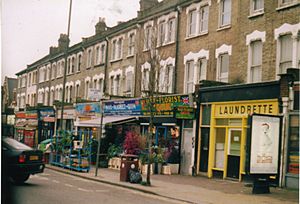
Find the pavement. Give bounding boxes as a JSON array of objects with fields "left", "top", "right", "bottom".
[{"left": 46, "top": 164, "right": 299, "bottom": 204}]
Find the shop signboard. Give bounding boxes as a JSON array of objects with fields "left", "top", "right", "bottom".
[
  {"left": 88, "top": 88, "right": 101, "bottom": 101},
  {"left": 57, "top": 109, "right": 76, "bottom": 119},
  {"left": 27, "top": 119, "right": 38, "bottom": 127},
  {"left": 214, "top": 100, "right": 278, "bottom": 117},
  {"left": 250, "top": 114, "right": 281, "bottom": 174},
  {"left": 141, "top": 94, "right": 192, "bottom": 116},
  {"left": 24, "top": 130, "right": 35, "bottom": 148},
  {"left": 16, "top": 111, "right": 26, "bottom": 118},
  {"left": 15, "top": 119, "right": 27, "bottom": 127},
  {"left": 104, "top": 99, "right": 141, "bottom": 116},
  {"left": 26, "top": 110, "right": 38, "bottom": 119},
  {"left": 75, "top": 103, "right": 101, "bottom": 117},
  {"left": 7, "top": 115, "right": 15, "bottom": 125},
  {"left": 174, "top": 106, "right": 195, "bottom": 119},
  {"left": 40, "top": 109, "right": 55, "bottom": 122}
]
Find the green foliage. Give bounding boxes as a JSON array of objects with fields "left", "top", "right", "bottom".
[{"left": 107, "top": 144, "right": 123, "bottom": 159}]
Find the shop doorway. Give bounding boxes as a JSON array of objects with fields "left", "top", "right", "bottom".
[
  {"left": 199, "top": 128, "right": 209, "bottom": 172},
  {"left": 181, "top": 128, "right": 193, "bottom": 175},
  {"left": 155, "top": 126, "right": 167, "bottom": 146},
  {"left": 227, "top": 129, "right": 241, "bottom": 179}
]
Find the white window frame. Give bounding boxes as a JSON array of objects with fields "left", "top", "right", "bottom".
[
  {"left": 143, "top": 21, "right": 154, "bottom": 51},
  {"left": 198, "top": 58, "right": 207, "bottom": 82},
  {"left": 249, "top": 0, "right": 264, "bottom": 16},
  {"left": 141, "top": 62, "right": 151, "bottom": 92},
  {"left": 246, "top": 30, "right": 266, "bottom": 83},
  {"left": 218, "top": 0, "right": 231, "bottom": 28},
  {"left": 166, "top": 18, "right": 176, "bottom": 43},
  {"left": 185, "top": 61, "right": 195, "bottom": 93},
  {"left": 199, "top": 4, "right": 209, "bottom": 34},
  {"left": 187, "top": 9, "right": 197, "bottom": 37},
  {"left": 274, "top": 23, "right": 300, "bottom": 79},
  {"left": 277, "top": 0, "right": 299, "bottom": 10},
  {"left": 77, "top": 53, "right": 83, "bottom": 72},
  {"left": 87, "top": 48, "right": 93, "bottom": 68},
  {"left": 128, "top": 31, "right": 136, "bottom": 56},
  {"left": 100, "top": 44, "right": 106, "bottom": 64},
  {"left": 158, "top": 20, "right": 166, "bottom": 46},
  {"left": 216, "top": 44, "right": 232, "bottom": 83},
  {"left": 84, "top": 77, "right": 91, "bottom": 99}
]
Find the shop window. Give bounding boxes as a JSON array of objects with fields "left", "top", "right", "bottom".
[
  {"left": 216, "top": 119, "right": 228, "bottom": 126},
  {"left": 229, "top": 119, "right": 242, "bottom": 126},
  {"left": 287, "top": 114, "right": 299, "bottom": 174},
  {"left": 201, "top": 105, "right": 211, "bottom": 125},
  {"left": 214, "top": 128, "right": 225, "bottom": 169}
]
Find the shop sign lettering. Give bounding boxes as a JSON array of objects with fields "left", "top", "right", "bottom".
[
  {"left": 215, "top": 101, "right": 278, "bottom": 117},
  {"left": 175, "top": 106, "right": 195, "bottom": 119},
  {"left": 104, "top": 99, "right": 141, "bottom": 116},
  {"left": 141, "top": 95, "right": 192, "bottom": 116},
  {"left": 26, "top": 110, "right": 38, "bottom": 119}
]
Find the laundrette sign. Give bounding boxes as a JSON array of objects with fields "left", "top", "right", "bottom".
[{"left": 215, "top": 101, "right": 278, "bottom": 117}]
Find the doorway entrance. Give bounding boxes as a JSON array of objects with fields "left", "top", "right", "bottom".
[{"left": 227, "top": 129, "right": 242, "bottom": 179}]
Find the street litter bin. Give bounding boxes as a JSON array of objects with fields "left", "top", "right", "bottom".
[{"left": 120, "top": 154, "right": 139, "bottom": 182}]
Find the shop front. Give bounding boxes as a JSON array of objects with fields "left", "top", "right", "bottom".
[
  {"left": 140, "top": 94, "right": 195, "bottom": 175},
  {"left": 39, "top": 108, "right": 55, "bottom": 141},
  {"left": 207, "top": 100, "right": 279, "bottom": 181},
  {"left": 197, "top": 81, "right": 281, "bottom": 181},
  {"left": 15, "top": 111, "right": 27, "bottom": 142},
  {"left": 56, "top": 106, "right": 76, "bottom": 132},
  {"left": 24, "top": 110, "right": 39, "bottom": 148}
]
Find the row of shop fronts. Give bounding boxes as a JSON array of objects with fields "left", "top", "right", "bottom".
[{"left": 13, "top": 75, "right": 299, "bottom": 189}]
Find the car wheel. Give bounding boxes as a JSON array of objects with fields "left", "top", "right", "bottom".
[{"left": 10, "top": 174, "right": 30, "bottom": 184}]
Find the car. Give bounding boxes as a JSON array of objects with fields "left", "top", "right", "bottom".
[{"left": 2, "top": 137, "right": 45, "bottom": 184}]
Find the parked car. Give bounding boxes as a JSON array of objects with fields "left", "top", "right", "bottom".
[{"left": 2, "top": 137, "right": 45, "bottom": 184}]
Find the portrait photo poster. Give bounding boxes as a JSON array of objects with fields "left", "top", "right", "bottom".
[{"left": 250, "top": 115, "right": 280, "bottom": 174}]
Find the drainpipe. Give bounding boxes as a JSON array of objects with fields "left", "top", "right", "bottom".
[
  {"left": 103, "top": 38, "right": 109, "bottom": 95},
  {"left": 279, "top": 97, "right": 289, "bottom": 187},
  {"left": 174, "top": 6, "right": 181, "bottom": 93}
]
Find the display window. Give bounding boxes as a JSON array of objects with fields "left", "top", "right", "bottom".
[{"left": 287, "top": 114, "right": 299, "bottom": 174}]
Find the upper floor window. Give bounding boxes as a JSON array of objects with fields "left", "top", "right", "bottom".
[
  {"left": 165, "top": 65, "right": 174, "bottom": 93},
  {"left": 199, "top": 5, "right": 209, "bottom": 33},
  {"left": 111, "top": 37, "right": 123, "bottom": 61},
  {"left": 128, "top": 33, "right": 135, "bottom": 56},
  {"left": 52, "top": 64, "right": 56, "bottom": 79},
  {"left": 85, "top": 80, "right": 90, "bottom": 99},
  {"left": 158, "top": 21, "right": 166, "bottom": 46},
  {"left": 219, "top": 0, "right": 231, "bottom": 27},
  {"left": 71, "top": 57, "right": 75, "bottom": 73},
  {"left": 141, "top": 68, "right": 150, "bottom": 91},
  {"left": 185, "top": 61, "right": 194, "bottom": 93},
  {"left": 144, "top": 26, "right": 152, "bottom": 50},
  {"left": 126, "top": 71, "right": 133, "bottom": 93},
  {"left": 166, "top": 18, "right": 176, "bottom": 43},
  {"left": 75, "top": 84, "right": 80, "bottom": 98},
  {"left": 117, "top": 39, "right": 123, "bottom": 59},
  {"left": 77, "top": 55, "right": 82, "bottom": 72},
  {"left": 46, "top": 66, "right": 51, "bottom": 81},
  {"left": 100, "top": 44, "right": 106, "bottom": 64},
  {"left": 87, "top": 49, "right": 93, "bottom": 68},
  {"left": 110, "top": 76, "right": 114, "bottom": 95},
  {"left": 115, "top": 75, "right": 121, "bottom": 96},
  {"left": 250, "top": 0, "right": 264, "bottom": 15},
  {"left": 218, "top": 53, "right": 229, "bottom": 82},
  {"left": 249, "top": 40, "right": 263, "bottom": 82},
  {"left": 187, "top": 9, "right": 197, "bottom": 37},
  {"left": 279, "top": 34, "right": 293, "bottom": 74},
  {"left": 32, "top": 71, "right": 37, "bottom": 85},
  {"left": 95, "top": 46, "right": 100, "bottom": 65},
  {"left": 198, "top": 58, "right": 207, "bottom": 82},
  {"left": 278, "top": 0, "right": 299, "bottom": 8},
  {"left": 67, "top": 58, "right": 71, "bottom": 74}
]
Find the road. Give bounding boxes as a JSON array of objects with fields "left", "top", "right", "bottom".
[{"left": 7, "top": 169, "right": 179, "bottom": 204}]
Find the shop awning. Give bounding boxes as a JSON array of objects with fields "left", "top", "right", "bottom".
[{"left": 74, "top": 116, "right": 137, "bottom": 127}]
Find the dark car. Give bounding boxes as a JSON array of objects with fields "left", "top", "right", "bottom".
[{"left": 2, "top": 137, "right": 45, "bottom": 184}]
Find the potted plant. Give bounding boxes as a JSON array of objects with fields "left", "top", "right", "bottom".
[
  {"left": 165, "top": 146, "right": 180, "bottom": 174},
  {"left": 107, "top": 144, "right": 123, "bottom": 169}
]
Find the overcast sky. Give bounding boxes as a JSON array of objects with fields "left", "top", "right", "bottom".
[{"left": 1, "top": 0, "right": 141, "bottom": 83}]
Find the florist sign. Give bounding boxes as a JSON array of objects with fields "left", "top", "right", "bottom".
[
  {"left": 141, "top": 94, "right": 192, "bottom": 116},
  {"left": 104, "top": 99, "right": 141, "bottom": 116}
]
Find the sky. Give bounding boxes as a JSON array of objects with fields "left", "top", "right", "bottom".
[{"left": 1, "top": 0, "right": 141, "bottom": 83}]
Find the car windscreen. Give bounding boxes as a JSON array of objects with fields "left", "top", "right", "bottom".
[{"left": 2, "top": 137, "right": 32, "bottom": 150}]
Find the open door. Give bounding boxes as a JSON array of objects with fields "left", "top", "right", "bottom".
[{"left": 227, "top": 129, "right": 241, "bottom": 179}]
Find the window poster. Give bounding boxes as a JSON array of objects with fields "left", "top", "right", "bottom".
[{"left": 250, "top": 115, "right": 281, "bottom": 174}]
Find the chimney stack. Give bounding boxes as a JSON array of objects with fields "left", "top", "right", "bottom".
[
  {"left": 95, "top": 17, "right": 107, "bottom": 35},
  {"left": 139, "top": 0, "right": 158, "bottom": 12}
]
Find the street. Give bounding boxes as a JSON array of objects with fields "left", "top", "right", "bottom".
[{"left": 8, "top": 169, "right": 182, "bottom": 204}]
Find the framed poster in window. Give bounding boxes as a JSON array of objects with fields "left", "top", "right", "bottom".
[{"left": 250, "top": 114, "right": 281, "bottom": 174}]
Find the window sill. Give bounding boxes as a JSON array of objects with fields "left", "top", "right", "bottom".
[
  {"left": 185, "top": 31, "right": 208, "bottom": 40},
  {"left": 143, "top": 48, "right": 150, "bottom": 52},
  {"left": 217, "top": 25, "right": 231, "bottom": 32},
  {"left": 126, "top": 54, "right": 135, "bottom": 59},
  {"left": 56, "top": 76, "right": 63, "bottom": 79},
  {"left": 276, "top": 2, "right": 299, "bottom": 11},
  {"left": 248, "top": 11, "right": 264, "bottom": 18},
  {"left": 110, "top": 58, "right": 123, "bottom": 63}
]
